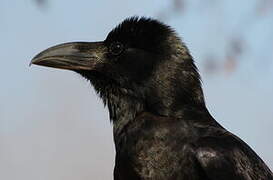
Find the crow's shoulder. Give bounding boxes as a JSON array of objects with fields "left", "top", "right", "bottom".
[{"left": 194, "top": 130, "right": 273, "bottom": 180}]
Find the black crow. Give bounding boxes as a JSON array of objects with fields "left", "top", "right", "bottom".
[{"left": 31, "top": 17, "right": 273, "bottom": 180}]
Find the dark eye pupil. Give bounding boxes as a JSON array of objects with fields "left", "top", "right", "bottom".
[{"left": 110, "top": 42, "right": 123, "bottom": 55}]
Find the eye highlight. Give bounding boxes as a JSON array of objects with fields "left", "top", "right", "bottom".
[{"left": 109, "top": 42, "right": 124, "bottom": 56}]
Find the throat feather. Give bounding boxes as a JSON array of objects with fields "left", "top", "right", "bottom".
[{"left": 105, "top": 93, "right": 144, "bottom": 135}]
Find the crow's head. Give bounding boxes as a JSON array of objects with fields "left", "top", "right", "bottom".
[{"left": 31, "top": 17, "right": 205, "bottom": 124}]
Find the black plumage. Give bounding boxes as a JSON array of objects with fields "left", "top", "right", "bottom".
[{"left": 31, "top": 17, "right": 273, "bottom": 180}]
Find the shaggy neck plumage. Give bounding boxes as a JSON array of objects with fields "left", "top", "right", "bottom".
[
  {"left": 106, "top": 92, "right": 145, "bottom": 136},
  {"left": 82, "top": 72, "right": 145, "bottom": 136},
  {"left": 87, "top": 64, "right": 205, "bottom": 137}
]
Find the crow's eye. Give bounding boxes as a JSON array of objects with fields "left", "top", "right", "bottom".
[{"left": 109, "top": 42, "right": 124, "bottom": 56}]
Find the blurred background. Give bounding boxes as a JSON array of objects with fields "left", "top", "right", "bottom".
[{"left": 1, "top": 0, "right": 273, "bottom": 179}]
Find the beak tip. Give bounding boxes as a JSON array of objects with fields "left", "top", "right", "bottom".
[{"left": 29, "top": 58, "right": 37, "bottom": 67}]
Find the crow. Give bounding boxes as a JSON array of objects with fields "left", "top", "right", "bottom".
[{"left": 31, "top": 17, "right": 273, "bottom": 180}]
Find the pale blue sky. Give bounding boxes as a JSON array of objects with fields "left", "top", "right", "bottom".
[{"left": 0, "top": 0, "right": 272, "bottom": 179}]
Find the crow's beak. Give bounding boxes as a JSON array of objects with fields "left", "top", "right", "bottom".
[{"left": 30, "top": 42, "right": 105, "bottom": 71}]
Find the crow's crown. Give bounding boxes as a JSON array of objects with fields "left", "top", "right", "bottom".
[{"left": 105, "top": 17, "right": 175, "bottom": 53}]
